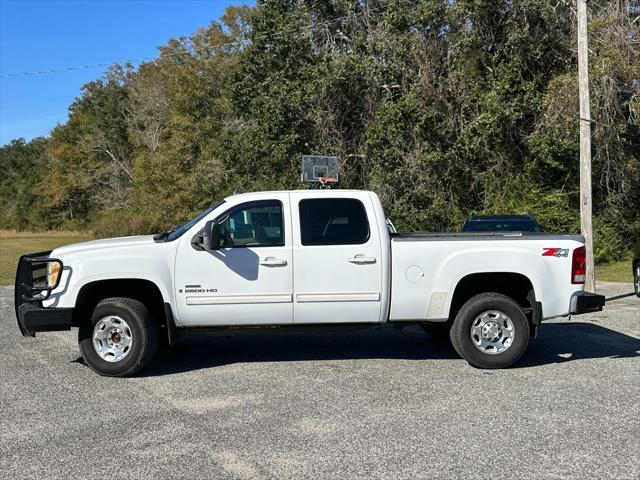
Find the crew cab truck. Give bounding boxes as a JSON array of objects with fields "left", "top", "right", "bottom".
[{"left": 15, "top": 190, "right": 605, "bottom": 377}]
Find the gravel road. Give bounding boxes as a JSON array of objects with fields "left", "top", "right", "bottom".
[{"left": 1, "top": 283, "right": 638, "bottom": 480}]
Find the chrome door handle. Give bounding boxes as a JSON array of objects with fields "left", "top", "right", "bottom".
[
  {"left": 260, "top": 257, "right": 288, "bottom": 267},
  {"left": 348, "top": 255, "right": 377, "bottom": 265}
]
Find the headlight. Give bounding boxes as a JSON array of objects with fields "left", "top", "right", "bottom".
[{"left": 47, "top": 261, "right": 62, "bottom": 288}]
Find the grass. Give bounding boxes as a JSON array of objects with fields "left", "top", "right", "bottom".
[
  {"left": 0, "top": 230, "right": 635, "bottom": 285},
  {"left": 0, "top": 230, "right": 92, "bottom": 285},
  {"left": 595, "top": 256, "right": 634, "bottom": 283}
]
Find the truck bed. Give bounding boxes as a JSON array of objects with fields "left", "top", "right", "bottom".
[
  {"left": 389, "top": 231, "right": 586, "bottom": 322},
  {"left": 393, "top": 232, "right": 585, "bottom": 242}
]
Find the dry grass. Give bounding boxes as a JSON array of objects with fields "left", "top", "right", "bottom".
[
  {"left": 0, "top": 230, "right": 91, "bottom": 239},
  {"left": 595, "top": 256, "right": 634, "bottom": 284},
  {"left": 0, "top": 231, "right": 92, "bottom": 285}
]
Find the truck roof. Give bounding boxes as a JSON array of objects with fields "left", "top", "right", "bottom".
[{"left": 226, "top": 189, "right": 373, "bottom": 200}]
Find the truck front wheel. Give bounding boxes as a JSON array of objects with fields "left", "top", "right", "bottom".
[
  {"left": 450, "top": 293, "right": 529, "bottom": 369},
  {"left": 78, "top": 297, "right": 159, "bottom": 377}
]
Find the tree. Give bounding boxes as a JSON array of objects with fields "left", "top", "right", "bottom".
[
  {"left": 0, "top": 0, "right": 637, "bottom": 262},
  {"left": 0, "top": 137, "right": 49, "bottom": 229}
]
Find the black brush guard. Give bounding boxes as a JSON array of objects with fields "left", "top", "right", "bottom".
[{"left": 14, "top": 252, "right": 73, "bottom": 337}]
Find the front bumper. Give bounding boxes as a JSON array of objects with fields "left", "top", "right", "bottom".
[
  {"left": 15, "top": 252, "right": 73, "bottom": 337},
  {"left": 569, "top": 291, "right": 606, "bottom": 315},
  {"left": 16, "top": 303, "right": 74, "bottom": 337}
]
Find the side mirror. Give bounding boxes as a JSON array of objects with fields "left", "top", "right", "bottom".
[{"left": 202, "top": 220, "right": 221, "bottom": 250}]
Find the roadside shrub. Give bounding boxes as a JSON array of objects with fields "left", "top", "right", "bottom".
[
  {"left": 593, "top": 216, "right": 625, "bottom": 264},
  {"left": 478, "top": 179, "right": 580, "bottom": 234}
]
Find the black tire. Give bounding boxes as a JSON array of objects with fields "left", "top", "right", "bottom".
[
  {"left": 421, "top": 322, "right": 451, "bottom": 340},
  {"left": 79, "top": 297, "right": 159, "bottom": 377},
  {"left": 633, "top": 261, "right": 639, "bottom": 297},
  {"left": 450, "top": 293, "right": 529, "bottom": 369}
]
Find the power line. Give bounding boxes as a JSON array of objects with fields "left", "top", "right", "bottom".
[
  {"left": 0, "top": 41, "right": 249, "bottom": 78},
  {"left": 1, "top": 59, "right": 149, "bottom": 78}
]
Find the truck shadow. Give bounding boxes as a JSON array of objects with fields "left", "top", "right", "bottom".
[
  {"left": 515, "top": 322, "right": 640, "bottom": 368},
  {"left": 136, "top": 322, "right": 640, "bottom": 377}
]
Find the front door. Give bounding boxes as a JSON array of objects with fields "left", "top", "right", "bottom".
[
  {"left": 175, "top": 194, "right": 293, "bottom": 326},
  {"left": 290, "top": 192, "right": 384, "bottom": 323}
]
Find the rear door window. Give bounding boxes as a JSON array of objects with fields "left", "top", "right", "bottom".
[{"left": 299, "top": 198, "right": 369, "bottom": 246}]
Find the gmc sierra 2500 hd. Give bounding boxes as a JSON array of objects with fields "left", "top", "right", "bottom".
[{"left": 15, "top": 190, "right": 605, "bottom": 376}]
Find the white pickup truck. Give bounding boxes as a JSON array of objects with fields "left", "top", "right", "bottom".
[{"left": 15, "top": 189, "right": 605, "bottom": 376}]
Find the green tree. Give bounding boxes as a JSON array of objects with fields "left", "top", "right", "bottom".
[
  {"left": 0, "top": 137, "right": 49, "bottom": 229},
  {"left": 0, "top": 0, "right": 637, "bottom": 262}
]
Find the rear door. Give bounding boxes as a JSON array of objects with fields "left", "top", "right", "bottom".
[{"left": 290, "top": 192, "right": 384, "bottom": 323}]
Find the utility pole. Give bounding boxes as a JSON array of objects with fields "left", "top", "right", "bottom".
[{"left": 577, "top": 0, "right": 595, "bottom": 292}]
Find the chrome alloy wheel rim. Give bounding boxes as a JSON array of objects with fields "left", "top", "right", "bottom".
[
  {"left": 470, "top": 310, "right": 514, "bottom": 355},
  {"left": 93, "top": 316, "right": 133, "bottom": 362}
]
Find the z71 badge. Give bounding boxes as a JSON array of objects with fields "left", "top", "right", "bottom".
[{"left": 542, "top": 248, "right": 569, "bottom": 258}]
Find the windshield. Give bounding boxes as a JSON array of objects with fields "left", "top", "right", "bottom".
[{"left": 157, "top": 200, "right": 226, "bottom": 242}]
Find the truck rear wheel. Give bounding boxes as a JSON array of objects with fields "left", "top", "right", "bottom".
[
  {"left": 450, "top": 293, "right": 529, "bottom": 369},
  {"left": 78, "top": 297, "right": 158, "bottom": 377}
]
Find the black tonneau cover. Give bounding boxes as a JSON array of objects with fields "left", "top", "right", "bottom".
[{"left": 393, "top": 232, "right": 585, "bottom": 242}]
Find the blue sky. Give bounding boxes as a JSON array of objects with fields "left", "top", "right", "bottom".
[{"left": 0, "top": 0, "right": 252, "bottom": 145}]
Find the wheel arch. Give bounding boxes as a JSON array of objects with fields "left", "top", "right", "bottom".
[
  {"left": 447, "top": 272, "right": 539, "bottom": 333},
  {"left": 73, "top": 278, "right": 167, "bottom": 329}
]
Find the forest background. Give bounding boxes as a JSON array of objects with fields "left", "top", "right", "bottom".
[{"left": 1, "top": 0, "right": 638, "bottom": 264}]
